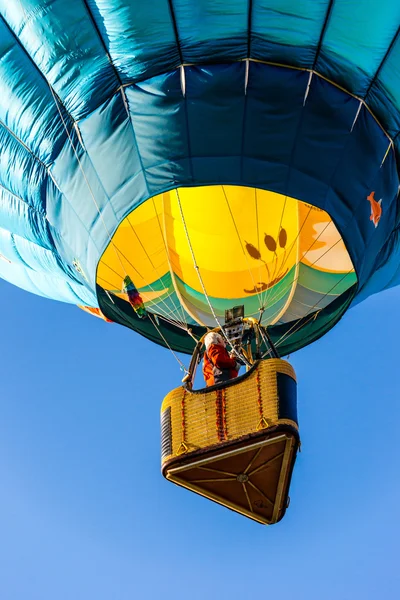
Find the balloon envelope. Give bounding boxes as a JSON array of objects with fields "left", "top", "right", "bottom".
[{"left": 0, "top": 0, "right": 399, "bottom": 354}]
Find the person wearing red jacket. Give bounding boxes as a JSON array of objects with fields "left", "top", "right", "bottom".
[{"left": 203, "top": 331, "right": 242, "bottom": 387}]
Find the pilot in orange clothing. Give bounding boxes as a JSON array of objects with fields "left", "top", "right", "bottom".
[{"left": 203, "top": 332, "right": 242, "bottom": 387}]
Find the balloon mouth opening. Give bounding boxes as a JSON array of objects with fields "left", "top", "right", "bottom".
[{"left": 97, "top": 184, "right": 356, "bottom": 329}]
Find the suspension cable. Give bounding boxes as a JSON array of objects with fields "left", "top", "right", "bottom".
[
  {"left": 266, "top": 269, "right": 354, "bottom": 354},
  {"left": 174, "top": 189, "right": 249, "bottom": 364},
  {"left": 263, "top": 218, "right": 342, "bottom": 318},
  {"left": 126, "top": 213, "right": 188, "bottom": 327},
  {"left": 148, "top": 313, "right": 189, "bottom": 373}
]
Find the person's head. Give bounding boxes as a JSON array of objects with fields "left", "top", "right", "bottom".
[{"left": 204, "top": 331, "right": 225, "bottom": 350}]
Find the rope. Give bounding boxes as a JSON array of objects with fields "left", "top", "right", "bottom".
[
  {"left": 98, "top": 263, "right": 189, "bottom": 329},
  {"left": 268, "top": 269, "right": 354, "bottom": 353},
  {"left": 174, "top": 189, "right": 246, "bottom": 363},
  {"left": 126, "top": 213, "right": 188, "bottom": 327},
  {"left": 151, "top": 196, "right": 194, "bottom": 328},
  {"left": 262, "top": 221, "right": 344, "bottom": 316},
  {"left": 148, "top": 314, "right": 189, "bottom": 372}
]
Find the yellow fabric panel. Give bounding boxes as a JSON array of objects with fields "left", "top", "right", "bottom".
[
  {"left": 162, "top": 186, "right": 299, "bottom": 298},
  {"left": 298, "top": 202, "right": 354, "bottom": 273},
  {"left": 96, "top": 185, "right": 355, "bottom": 327}
]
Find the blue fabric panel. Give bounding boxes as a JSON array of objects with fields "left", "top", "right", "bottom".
[
  {"left": 46, "top": 134, "right": 108, "bottom": 289},
  {"left": 0, "top": 0, "right": 118, "bottom": 120},
  {"left": 367, "top": 32, "right": 400, "bottom": 138},
  {"left": 0, "top": 17, "right": 68, "bottom": 164},
  {"left": 244, "top": 62, "right": 308, "bottom": 168},
  {"left": 0, "top": 228, "right": 66, "bottom": 280},
  {"left": 0, "top": 229, "right": 26, "bottom": 265},
  {"left": 251, "top": 0, "right": 329, "bottom": 66},
  {"left": 85, "top": 0, "right": 180, "bottom": 84},
  {"left": 317, "top": 0, "right": 400, "bottom": 96},
  {"left": 69, "top": 281, "right": 98, "bottom": 306},
  {"left": 291, "top": 76, "right": 360, "bottom": 187},
  {"left": 0, "top": 255, "right": 96, "bottom": 304},
  {"left": 126, "top": 70, "right": 191, "bottom": 193},
  {"left": 78, "top": 61, "right": 399, "bottom": 296},
  {"left": 79, "top": 92, "right": 143, "bottom": 200},
  {"left": 357, "top": 150, "right": 399, "bottom": 284},
  {"left": 12, "top": 234, "right": 65, "bottom": 275},
  {"left": 172, "top": 0, "right": 248, "bottom": 62},
  {"left": 0, "top": 125, "right": 47, "bottom": 212},
  {"left": 78, "top": 88, "right": 149, "bottom": 248},
  {"left": 352, "top": 225, "right": 400, "bottom": 305},
  {"left": 0, "top": 184, "right": 52, "bottom": 249},
  {"left": 185, "top": 63, "right": 246, "bottom": 175},
  {"left": 325, "top": 108, "right": 398, "bottom": 279},
  {"left": 49, "top": 131, "right": 112, "bottom": 239}
]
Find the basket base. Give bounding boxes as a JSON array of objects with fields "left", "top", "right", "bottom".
[{"left": 163, "top": 427, "right": 299, "bottom": 524}]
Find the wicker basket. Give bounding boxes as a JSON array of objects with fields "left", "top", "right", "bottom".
[{"left": 161, "top": 359, "right": 300, "bottom": 524}]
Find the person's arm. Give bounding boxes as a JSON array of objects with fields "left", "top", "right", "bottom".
[{"left": 208, "top": 345, "right": 239, "bottom": 370}]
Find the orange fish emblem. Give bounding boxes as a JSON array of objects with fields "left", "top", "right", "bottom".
[{"left": 367, "top": 191, "right": 382, "bottom": 228}]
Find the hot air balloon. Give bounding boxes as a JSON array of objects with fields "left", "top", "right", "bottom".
[{"left": 1, "top": 0, "right": 400, "bottom": 523}]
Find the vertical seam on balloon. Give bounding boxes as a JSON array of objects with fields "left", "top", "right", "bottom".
[
  {"left": 79, "top": 0, "right": 151, "bottom": 200},
  {"left": 119, "top": 86, "right": 151, "bottom": 198},
  {"left": 247, "top": 0, "right": 253, "bottom": 58},
  {"left": 0, "top": 118, "right": 67, "bottom": 237},
  {"left": 182, "top": 67, "right": 194, "bottom": 183},
  {"left": 0, "top": 13, "right": 76, "bottom": 160},
  {"left": 312, "top": 0, "right": 335, "bottom": 71},
  {"left": 0, "top": 182, "right": 46, "bottom": 218},
  {"left": 0, "top": 182, "right": 91, "bottom": 291},
  {"left": 0, "top": 119, "right": 50, "bottom": 174},
  {"left": 166, "top": 2, "right": 193, "bottom": 182},
  {"left": 15, "top": 0, "right": 132, "bottom": 293},
  {"left": 262, "top": 73, "right": 361, "bottom": 313},
  {"left": 167, "top": 0, "right": 184, "bottom": 65},
  {"left": 0, "top": 129, "right": 46, "bottom": 216},
  {"left": 240, "top": 62, "right": 249, "bottom": 182},
  {"left": 80, "top": 0, "right": 122, "bottom": 89},
  {"left": 0, "top": 120, "right": 94, "bottom": 277},
  {"left": 363, "top": 26, "right": 400, "bottom": 100}
]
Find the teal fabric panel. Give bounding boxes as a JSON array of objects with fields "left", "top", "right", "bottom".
[
  {"left": 0, "top": 0, "right": 399, "bottom": 343},
  {"left": 251, "top": 0, "right": 329, "bottom": 65},
  {"left": 0, "top": 255, "right": 96, "bottom": 304},
  {"left": 0, "top": 17, "right": 68, "bottom": 164},
  {"left": 367, "top": 32, "right": 400, "bottom": 137},
  {"left": 172, "top": 0, "right": 248, "bottom": 61},
  {"left": 79, "top": 92, "right": 144, "bottom": 201},
  {"left": 186, "top": 63, "right": 246, "bottom": 162},
  {"left": 317, "top": 0, "right": 400, "bottom": 95},
  {"left": 85, "top": 0, "right": 180, "bottom": 83},
  {"left": 0, "top": 184, "right": 52, "bottom": 249},
  {"left": 125, "top": 70, "right": 191, "bottom": 193},
  {"left": 0, "top": 124, "right": 47, "bottom": 213},
  {"left": 0, "top": 0, "right": 118, "bottom": 120},
  {"left": 243, "top": 62, "right": 308, "bottom": 167}
]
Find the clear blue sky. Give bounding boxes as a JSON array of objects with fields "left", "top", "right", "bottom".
[{"left": 0, "top": 280, "right": 399, "bottom": 600}]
